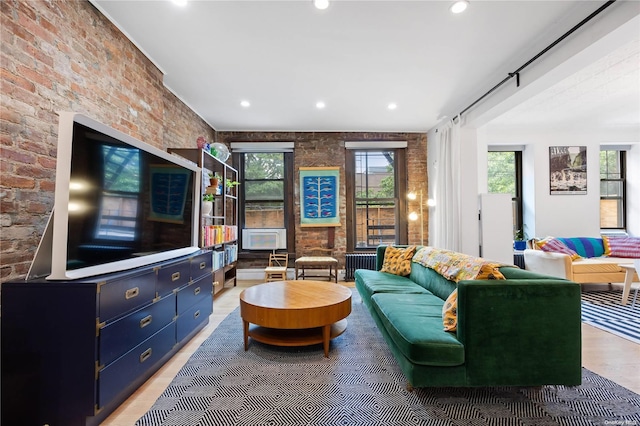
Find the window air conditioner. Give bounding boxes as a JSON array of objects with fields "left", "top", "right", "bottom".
[{"left": 242, "top": 229, "right": 287, "bottom": 250}]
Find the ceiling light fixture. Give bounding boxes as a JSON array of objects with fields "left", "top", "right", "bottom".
[
  {"left": 316, "top": 101, "right": 326, "bottom": 109},
  {"left": 172, "top": 0, "right": 188, "bottom": 6},
  {"left": 450, "top": 0, "right": 469, "bottom": 14},
  {"left": 314, "top": 0, "right": 329, "bottom": 10},
  {"left": 240, "top": 100, "right": 250, "bottom": 108},
  {"left": 387, "top": 103, "right": 397, "bottom": 110}
]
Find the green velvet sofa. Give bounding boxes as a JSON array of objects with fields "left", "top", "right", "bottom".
[{"left": 354, "top": 245, "right": 582, "bottom": 389}]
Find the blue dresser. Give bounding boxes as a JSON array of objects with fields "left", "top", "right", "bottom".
[{"left": 1, "top": 250, "right": 213, "bottom": 426}]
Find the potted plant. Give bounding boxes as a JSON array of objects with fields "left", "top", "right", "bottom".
[
  {"left": 202, "top": 193, "right": 214, "bottom": 216},
  {"left": 225, "top": 180, "right": 240, "bottom": 194},
  {"left": 514, "top": 228, "right": 527, "bottom": 251}
]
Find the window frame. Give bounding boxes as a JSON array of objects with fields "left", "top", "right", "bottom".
[
  {"left": 487, "top": 149, "right": 523, "bottom": 236},
  {"left": 234, "top": 151, "right": 295, "bottom": 253},
  {"left": 599, "top": 149, "right": 626, "bottom": 230},
  {"left": 345, "top": 148, "right": 408, "bottom": 252}
]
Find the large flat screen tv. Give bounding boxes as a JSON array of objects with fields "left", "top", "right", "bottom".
[{"left": 28, "top": 112, "right": 201, "bottom": 280}]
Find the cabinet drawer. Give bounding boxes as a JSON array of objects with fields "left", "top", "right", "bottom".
[
  {"left": 98, "top": 322, "right": 176, "bottom": 408},
  {"left": 99, "top": 293, "right": 176, "bottom": 367},
  {"left": 177, "top": 296, "right": 212, "bottom": 342},
  {"left": 157, "top": 259, "right": 191, "bottom": 296},
  {"left": 99, "top": 269, "right": 156, "bottom": 322},
  {"left": 191, "top": 251, "right": 213, "bottom": 281},
  {"left": 176, "top": 274, "right": 213, "bottom": 315}
]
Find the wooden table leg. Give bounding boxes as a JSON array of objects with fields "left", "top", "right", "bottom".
[
  {"left": 322, "top": 324, "right": 330, "bottom": 357},
  {"left": 243, "top": 319, "right": 249, "bottom": 350}
]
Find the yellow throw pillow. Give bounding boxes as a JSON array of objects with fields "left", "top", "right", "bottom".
[
  {"left": 442, "top": 263, "right": 505, "bottom": 333},
  {"left": 380, "top": 246, "right": 416, "bottom": 276},
  {"left": 442, "top": 289, "right": 458, "bottom": 332}
]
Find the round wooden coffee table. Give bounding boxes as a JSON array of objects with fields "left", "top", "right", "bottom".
[{"left": 239, "top": 280, "right": 352, "bottom": 357}]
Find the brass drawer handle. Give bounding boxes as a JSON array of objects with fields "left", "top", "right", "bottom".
[
  {"left": 171, "top": 272, "right": 180, "bottom": 281},
  {"left": 193, "top": 310, "right": 200, "bottom": 319},
  {"left": 125, "top": 287, "right": 139, "bottom": 300},
  {"left": 140, "top": 315, "right": 152, "bottom": 328},
  {"left": 199, "top": 261, "right": 206, "bottom": 270},
  {"left": 194, "top": 286, "right": 201, "bottom": 296},
  {"left": 139, "top": 348, "right": 152, "bottom": 363}
]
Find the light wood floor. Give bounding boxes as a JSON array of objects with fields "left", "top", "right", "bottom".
[{"left": 102, "top": 280, "right": 640, "bottom": 426}]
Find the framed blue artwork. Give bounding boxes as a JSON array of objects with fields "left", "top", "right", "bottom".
[{"left": 300, "top": 167, "right": 340, "bottom": 227}]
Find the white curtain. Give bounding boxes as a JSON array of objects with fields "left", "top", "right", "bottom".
[{"left": 431, "top": 119, "right": 462, "bottom": 251}]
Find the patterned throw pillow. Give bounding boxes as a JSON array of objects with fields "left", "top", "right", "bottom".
[
  {"left": 380, "top": 246, "right": 416, "bottom": 276},
  {"left": 535, "top": 237, "right": 581, "bottom": 260},
  {"left": 557, "top": 237, "right": 605, "bottom": 258},
  {"left": 602, "top": 236, "right": 640, "bottom": 258},
  {"left": 442, "top": 289, "right": 458, "bottom": 332}
]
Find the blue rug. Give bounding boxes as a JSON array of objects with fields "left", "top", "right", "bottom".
[{"left": 582, "top": 289, "right": 640, "bottom": 345}]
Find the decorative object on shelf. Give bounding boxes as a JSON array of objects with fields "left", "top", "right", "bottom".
[
  {"left": 202, "top": 193, "right": 214, "bottom": 216},
  {"left": 226, "top": 180, "right": 240, "bottom": 194},
  {"left": 197, "top": 136, "right": 211, "bottom": 153},
  {"left": 210, "top": 142, "right": 230, "bottom": 163},
  {"left": 210, "top": 172, "right": 221, "bottom": 189},
  {"left": 300, "top": 167, "right": 340, "bottom": 227}
]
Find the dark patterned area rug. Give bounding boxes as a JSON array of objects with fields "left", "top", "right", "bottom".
[{"left": 137, "top": 289, "right": 640, "bottom": 426}]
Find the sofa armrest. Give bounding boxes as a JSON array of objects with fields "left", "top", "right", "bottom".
[
  {"left": 456, "top": 279, "right": 582, "bottom": 386},
  {"left": 523, "top": 248, "right": 572, "bottom": 279}
]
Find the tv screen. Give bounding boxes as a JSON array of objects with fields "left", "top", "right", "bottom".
[{"left": 28, "top": 112, "right": 200, "bottom": 280}]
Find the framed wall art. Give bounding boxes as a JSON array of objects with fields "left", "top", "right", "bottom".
[
  {"left": 549, "top": 146, "right": 587, "bottom": 195},
  {"left": 300, "top": 167, "right": 340, "bottom": 227}
]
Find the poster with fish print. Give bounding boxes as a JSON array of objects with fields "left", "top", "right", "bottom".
[{"left": 300, "top": 167, "right": 340, "bottom": 227}]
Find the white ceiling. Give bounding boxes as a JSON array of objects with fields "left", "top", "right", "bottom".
[{"left": 91, "top": 0, "right": 640, "bottom": 133}]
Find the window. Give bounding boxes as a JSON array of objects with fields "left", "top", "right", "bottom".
[
  {"left": 96, "top": 145, "right": 140, "bottom": 241},
  {"left": 487, "top": 151, "right": 523, "bottom": 236},
  {"left": 346, "top": 149, "right": 407, "bottom": 250},
  {"left": 236, "top": 151, "right": 294, "bottom": 249},
  {"left": 600, "top": 150, "right": 626, "bottom": 229}
]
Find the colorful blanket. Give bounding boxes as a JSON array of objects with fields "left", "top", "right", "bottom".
[{"left": 412, "top": 247, "right": 505, "bottom": 282}]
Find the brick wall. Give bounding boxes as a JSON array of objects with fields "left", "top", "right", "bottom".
[
  {"left": 219, "top": 132, "right": 428, "bottom": 269},
  {"left": 0, "top": 1, "right": 215, "bottom": 281}
]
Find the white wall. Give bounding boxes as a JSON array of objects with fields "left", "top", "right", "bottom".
[{"left": 481, "top": 128, "right": 640, "bottom": 239}]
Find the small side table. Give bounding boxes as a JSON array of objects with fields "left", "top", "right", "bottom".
[
  {"left": 619, "top": 264, "right": 639, "bottom": 307},
  {"left": 295, "top": 256, "right": 339, "bottom": 283}
]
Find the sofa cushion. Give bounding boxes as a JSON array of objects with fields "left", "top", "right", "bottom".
[
  {"left": 380, "top": 245, "right": 416, "bottom": 276},
  {"left": 603, "top": 236, "right": 640, "bottom": 258},
  {"left": 557, "top": 237, "right": 605, "bottom": 258},
  {"left": 371, "top": 293, "right": 464, "bottom": 367},
  {"left": 354, "top": 269, "right": 430, "bottom": 301},
  {"left": 535, "top": 237, "right": 581, "bottom": 260},
  {"left": 409, "top": 261, "right": 457, "bottom": 301}
]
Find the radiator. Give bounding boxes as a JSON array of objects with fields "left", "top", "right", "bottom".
[{"left": 344, "top": 253, "right": 377, "bottom": 281}]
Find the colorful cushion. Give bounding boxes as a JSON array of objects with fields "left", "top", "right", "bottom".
[
  {"left": 442, "top": 289, "right": 458, "bottom": 332},
  {"left": 602, "top": 236, "right": 640, "bottom": 258},
  {"left": 380, "top": 245, "right": 416, "bottom": 276},
  {"left": 535, "top": 237, "right": 581, "bottom": 260},
  {"left": 557, "top": 237, "right": 605, "bottom": 258}
]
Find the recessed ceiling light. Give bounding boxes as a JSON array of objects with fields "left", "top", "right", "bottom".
[
  {"left": 387, "top": 103, "right": 397, "bottom": 110},
  {"left": 172, "top": 0, "right": 187, "bottom": 6},
  {"left": 314, "top": 0, "right": 329, "bottom": 10},
  {"left": 450, "top": 0, "right": 469, "bottom": 14},
  {"left": 316, "top": 101, "right": 326, "bottom": 109},
  {"left": 240, "top": 100, "right": 251, "bottom": 108}
]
